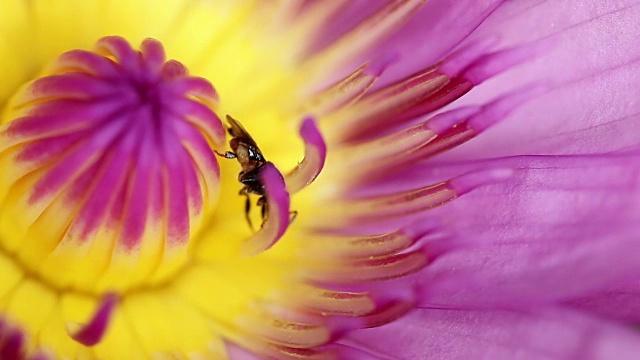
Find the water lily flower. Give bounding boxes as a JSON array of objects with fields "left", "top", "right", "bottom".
[{"left": 0, "top": 1, "right": 639, "bottom": 359}]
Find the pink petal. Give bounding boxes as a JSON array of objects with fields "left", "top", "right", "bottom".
[
  {"left": 339, "top": 307, "right": 640, "bottom": 360},
  {"left": 437, "top": 0, "right": 640, "bottom": 157},
  {"left": 566, "top": 281, "right": 640, "bottom": 323},
  {"left": 403, "top": 152, "right": 640, "bottom": 307},
  {"left": 368, "top": 0, "right": 506, "bottom": 86},
  {"left": 361, "top": 1, "right": 640, "bottom": 158}
]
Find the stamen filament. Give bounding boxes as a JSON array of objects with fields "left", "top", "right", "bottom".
[
  {"left": 67, "top": 294, "right": 118, "bottom": 346},
  {"left": 285, "top": 118, "right": 327, "bottom": 194}
]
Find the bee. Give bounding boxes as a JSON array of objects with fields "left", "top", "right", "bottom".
[{"left": 217, "top": 115, "right": 294, "bottom": 230}]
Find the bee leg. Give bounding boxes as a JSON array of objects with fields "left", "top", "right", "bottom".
[
  {"left": 257, "top": 196, "right": 268, "bottom": 227},
  {"left": 215, "top": 150, "right": 237, "bottom": 159},
  {"left": 239, "top": 188, "right": 254, "bottom": 231},
  {"left": 289, "top": 211, "right": 298, "bottom": 224},
  {"left": 244, "top": 194, "right": 255, "bottom": 231}
]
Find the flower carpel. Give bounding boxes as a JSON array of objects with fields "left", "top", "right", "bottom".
[{"left": 0, "top": 37, "right": 224, "bottom": 292}]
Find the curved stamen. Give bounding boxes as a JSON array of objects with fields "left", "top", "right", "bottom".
[
  {"left": 296, "top": 55, "right": 395, "bottom": 116},
  {"left": 297, "top": 230, "right": 418, "bottom": 260},
  {"left": 241, "top": 163, "right": 292, "bottom": 256},
  {"left": 303, "top": 249, "right": 429, "bottom": 284},
  {"left": 237, "top": 315, "right": 331, "bottom": 349},
  {"left": 326, "top": 64, "right": 455, "bottom": 144},
  {"left": 285, "top": 118, "right": 327, "bottom": 194},
  {"left": 406, "top": 84, "right": 547, "bottom": 162},
  {"left": 327, "top": 112, "right": 445, "bottom": 177},
  {"left": 323, "top": 39, "right": 543, "bottom": 145},
  {"left": 67, "top": 294, "right": 118, "bottom": 346},
  {"left": 0, "top": 318, "right": 49, "bottom": 360},
  {"left": 329, "top": 84, "right": 545, "bottom": 191},
  {"left": 277, "top": 286, "right": 377, "bottom": 317},
  {"left": 308, "top": 169, "right": 513, "bottom": 236}
]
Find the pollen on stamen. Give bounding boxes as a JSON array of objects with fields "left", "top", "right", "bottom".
[
  {"left": 319, "top": 38, "right": 545, "bottom": 148},
  {"left": 0, "top": 36, "right": 225, "bottom": 292}
]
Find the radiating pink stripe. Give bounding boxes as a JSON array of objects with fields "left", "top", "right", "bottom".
[
  {"left": 180, "top": 146, "right": 204, "bottom": 215},
  {"left": 72, "top": 126, "right": 139, "bottom": 242},
  {"left": 3, "top": 99, "right": 124, "bottom": 147},
  {"left": 165, "top": 77, "right": 219, "bottom": 104},
  {"left": 64, "top": 158, "right": 102, "bottom": 205},
  {"left": 148, "top": 159, "right": 165, "bottom": 227},
  {"left": 120, "top": 127, "right": 151, "bottom": 249},
  {"left": 159, "top": 124, "right": 190, "bottom": 245},
  {"left": 24, "top": 73, "right": 117, "bottom": 103},
  {"left": 174, "top": 120, "right": 221, "bottom": 176},
  {"left": 16, "top": 129, "right": 89, "bottom": 164},
  {"left": 165, "top": 97, "right": 226, "bottom": 148},
  {"left": 55, "top": 50, "right": 121, "bottom": 79},
  {"left": 30, "top": 120, "right": 125, "bottom": 203},
  {"left": 95, "top": 36, "right": 140, "bottom": 77}
]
